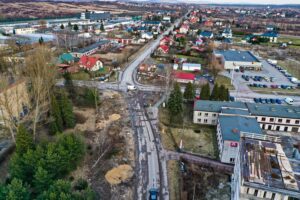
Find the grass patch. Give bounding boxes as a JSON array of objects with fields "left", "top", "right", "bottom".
[
  {"left": 215, "top": 75, "right": 234, "bottom": 90},
  {"left": 278, "top": 60, "right": 300, "bottom": 80},
  {"left": 167, "top": 160, "right": 181, "bottom": 200},
  {"left": 71, "top": 71, "right": 90, "bottom": 80},
  {"left": 278, "top": 36, "right": 300, "bottom": 45},
  {"left": 175, "top": 54, "right": 205, "bottom": 64}
]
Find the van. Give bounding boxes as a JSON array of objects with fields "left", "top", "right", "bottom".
[
  {"left": 127, "top": 85, "right": 137, "bottom": 91},
  {"left": 285, "top": 97, "right": 294, "bottom": 105}
]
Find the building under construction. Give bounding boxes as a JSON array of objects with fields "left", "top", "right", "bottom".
[{"left": 231, "top": 136, "right": 300, "bottom": 200}]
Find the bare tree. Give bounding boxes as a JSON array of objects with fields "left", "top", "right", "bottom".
[{"left": 24, "top": 46, "right": 57, "bottom": 141}]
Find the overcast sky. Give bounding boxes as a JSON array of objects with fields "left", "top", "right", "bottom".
[{"left": 204, "top": 0, "right": 299, "bottom": 4}]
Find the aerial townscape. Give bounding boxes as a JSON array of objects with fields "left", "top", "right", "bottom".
[{"left": 0, "top": 0, "right": 300, "bottom": 200}]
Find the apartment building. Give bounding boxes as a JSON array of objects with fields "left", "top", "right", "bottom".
[
  {"left": 231, "top": 137, "right": 300, "bottom": 200},
  {"left": 0, "top": 80, "right": 30, "bottom": 126},
  {"left": 193, "top": 100, "right": 300, "bottom": 133}
]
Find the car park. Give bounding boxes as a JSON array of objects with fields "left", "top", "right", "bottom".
[
  {"left": 266, "top": 99, "right": 271, "bottom": 104},
  {"left": 270, "top": 99, "right": 276, "bottom": 104},
  {"left": 275, "top": 99, "right": 282, "bottom": 104},
  {"left": 254, "top": 98, "right": 259, "bottom": 103}
]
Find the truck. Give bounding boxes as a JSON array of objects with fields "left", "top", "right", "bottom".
[{"left": 149, "top": 188, "right": 158, "bottom": 200}]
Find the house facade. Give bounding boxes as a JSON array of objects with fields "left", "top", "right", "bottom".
[{"left": 79, "top": 56, "right": 103, "bottom": 71}]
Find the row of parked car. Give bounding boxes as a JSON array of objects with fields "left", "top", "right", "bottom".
[
  {"left": 242, "top": 75, "right": 275, "bottom": 82},
  {"left": 268, "top": 62, "right": 300, "bottom": 85},
  {"left": 248, "top": 83, "right": 296, "bottom": 90},
  {"left": 254, "top": 98, "right": 282, "bottom": 104}
]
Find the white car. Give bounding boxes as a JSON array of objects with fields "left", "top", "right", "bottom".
[
  {"left": 127, "top": 85, "right": 137, "bottom": 91},
  {"left": 285, "top": 97, "right": 294, "bottom": 105}
]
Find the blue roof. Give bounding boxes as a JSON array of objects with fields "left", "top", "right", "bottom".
[
  {"left": 214, "top": 50, "right": 260, "bottom": 62},
  {"left": 219, "top": 115, "right": 263, "bottom": 141},
  {"left": 246, "top": 103, "right": 300, "bottom": 119},
  {"left": 223, "top": 28, "right": 231, "bottom": 34},
  {"left": 200, "top": 30, "right": 213, "bottom": 37},
  {"left": 194, "top": 100, "right": 247, "bottom": 112},
  {"left": 261, "top": 31, "right": 278, "bottom": 38},
  {"left": 221, "top": 107, "right": 249, "bottom": 115},
  {"left": 223, "top": 38, "right": 232, "bottom": 44},
  {"left": 143, "top": 21, "right": 161, "bottom": 25}
]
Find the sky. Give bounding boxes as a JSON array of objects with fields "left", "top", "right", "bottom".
[{"left": 187, "top": 0, "right": 299, "bottom": 4}]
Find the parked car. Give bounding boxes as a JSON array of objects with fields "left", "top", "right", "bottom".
[
  {"left": 266, "top": 99, "right": 271, "bottom": 104},
  {"left": 270, "top": 99, "right": 276, "bottom": 104},
  {"left": 258, "top": 98, "right": 263, "bottom": 103},
  {"left": 285, "top": 97, "right": 294, "bottom": 105},
  {"left": 276, "top": 99, "right": 282, "bottom": 104},
  {"left": 254, "top": 98, "right": 259, "bottom": 103}
]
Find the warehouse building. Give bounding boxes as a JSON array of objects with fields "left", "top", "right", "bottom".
[
  {"left": 213, "top": 50, "right": 262, "bottom": 70},
  {"left": 231, "top": 137, "right": 300, "bottom": 200}
]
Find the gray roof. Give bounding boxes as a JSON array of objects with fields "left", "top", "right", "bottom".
[
  {"left": 76, "top": 40, "right": 109, "bottom": 54},
  {"left": 221, "top": 107, "right": 250, "bottom": 116},
  {"left": 214, "top": 50, "right": 260, "bottom": 63},
  {"left": 219, "top": 115, "right": 263, "bottom": 141},
  {"left": 194, "top": 100, "right": 247, "bottom": 113},
  {"left": 246, "top": 103, "right": 300, "bottom": 119}
]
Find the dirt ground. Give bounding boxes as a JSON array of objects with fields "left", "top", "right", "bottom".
[
  {"left": 167, "top": 160, "right": 181, "bottom": 200},
  {"left": 181, "top": 162, "right": 231, "bottom": 200},
  {"left": 70, "top": 90, "right": 136, "bottom": 199}
]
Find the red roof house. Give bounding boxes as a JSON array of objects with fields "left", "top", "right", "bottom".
[
  {"left": 79, "top": 56, "right": 103, "bottom": 71},
  {"left": 157, "top": 45, "right": 169, "bottom": 54},
  {"left": 173, "top": 71, "right": 195, "bottom": 83}
]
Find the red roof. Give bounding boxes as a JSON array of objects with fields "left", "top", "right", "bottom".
[
  {"left": 158, "top": 45, "right": 169, "bottom": 53},
  {"left": 173, "top": 71, "right": 195, "bottom": 80},
  {"left": 79, "top": 56, "right": 100, "bottom": 69}
]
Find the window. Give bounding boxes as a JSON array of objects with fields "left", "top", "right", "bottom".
[
  {"left": 212, "top": 120, "right": 216, "bottom": 124},
  {"left": 270, "top": 118, "right": 274, "bottom": 122},
  {"left": 246, "top": 188, "right": 250, "bottom": 194},
  {"left": 286, "top": 119, "right": 291, "bottom": 123},
  {"left": 198, "top": 119, "right": 201, "bottom": 123},
  {"left": 254, "top": 189, "right": 258, "bottom": 197},
  {"left": 276, "top": 126, "right": 280, "bottom": 131},
  {"left": 278, "top": 118, "right": 282, "bottom": 123},
  {"left": 230, "top": 158, "right": 235, "bottom": 163},
  {"left": 213, "top": 113, "right": 217, "bottom": 117},
  {"left": 204, "top": 119, "right": 208, "bottom": 123},
  {"left": 271, "top": 193, "right": 276, "bottom": 200},
  {"left": 198, "top": 112, "right": 202, "bottom": 116},
  {"left": 263, "top": 191, "right": 267, "bottom": 198},
  {"left": 262, "top": 117, "right": 266, "bottom": 121},
  {"left": 284, "top": 127, "right": 288, "bottom": 131},
  {"left": 296, "top": 120, "right": 300, "bottom": 124},
  {"left": 205, "top": 113, "right": 208, "bottom": 117}
]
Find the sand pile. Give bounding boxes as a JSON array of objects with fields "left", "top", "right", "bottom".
[{"left": 105, "top": 164, "right": 133, "bottom": 185}]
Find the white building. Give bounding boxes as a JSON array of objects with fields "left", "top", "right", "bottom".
[
  {"left": 182, "top": 63, "right": 201, "bottom": 71},
  {"left": 14, "top": 27, "right": 37, "bottom": 35},
  {"left": 231, "top": 137, "right": 300, "bottom": 200}
]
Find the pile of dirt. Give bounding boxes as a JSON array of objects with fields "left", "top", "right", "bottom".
[
  {"left": 105, "top": 164, "right": 134, "bottom": 185},
  {"left": 110, "top": 114, "right": 121, "bottom": 121}
]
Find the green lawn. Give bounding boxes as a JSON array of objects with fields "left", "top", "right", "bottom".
[
  {"left": 71, "top": 71, "right": 90, "bottom": 80},
  {"left": 175, "top": 54, "right": 205, "bottom": 64},
  {"left": 215, "top": 75, "right": 234, "bottom": 90},
  {"left": 278, "top": 60, "right": 300, "bottom": 80}
]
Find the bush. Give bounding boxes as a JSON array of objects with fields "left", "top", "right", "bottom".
[
  {"left": 75, "top": 113, "right": 87, "bottom": 124},
  {"left": 74, "top": 178, "right": 88, "bottom": 191}
]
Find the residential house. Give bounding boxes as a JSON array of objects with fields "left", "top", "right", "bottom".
[
  {"left": 204, "top": 20, "right": 213, "bottom": 27},
  {"left": 72, "top": 40, "right": 110, "bottom": 58},
  {"left": 261, "top": 31, "right": 278, "bottom": 43},
  {"left": 182, "top": 63, "right": 201, "bottom": 71},
  {"left": 162, "top": 16, "right": 171, "bottom": 23},
  {"left": 200, "top": 31, "right": 214, "bottom": 39},
  {"left": 222, "top": 27, "right": 232, "bottom": 38},
  {"left": 160, "top": 36, "right": 173, "bottom": 46},
  {"left": 173, "top": 71, "right": 195, "bottom": 84},
  {"left": 79, "top": 56, "right": 103, "bottom": 71},
  {"left": 59, "top": 53, "right": 76, "bottom": 64},
  {"left": 179, "top": 25, "right": 189, "bottom": 34},
  {"left": 157, "top": 45, "right": 169, "bottom": 54},
  {"left": 141, "top": 32, "right": 153, "bottom": 40}
]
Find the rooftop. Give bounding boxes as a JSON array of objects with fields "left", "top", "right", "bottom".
[
  {"left": 218, "top": 115, "right": 263, "bottom": 141},
  {"left": 75, "top": 40, "right": 109, "bottom": 54},
  {"left": 194, "top": 100, "right": 247, "bottom": 113},
  {"left": 241, "top": 138, "right": 300, "bottom": 198},
  {"left": 246, "top": 103, "right": 300, "bottom": 119},
  {"left": 214, "top": 50, "right": 260, "bottom": 63},
  {"left": 221, "top": 107, "right": 250, "bottom": 116}
]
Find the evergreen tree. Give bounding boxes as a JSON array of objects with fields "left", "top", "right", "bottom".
[
  {"left": 60, "top": 24, "right": 64, "bottom": 29},
  {"left": 6, "top": 179, "right": 30, "bottom": 200},
  {"left": 50, "top": 95, "right": 63, "bottom": 134},
  {"left": 15, "top": 124, "right": 34, "bottom": 154},
  {"left": 33, "top": 167, "right": 53, "bottom": 194},
  {"left": 100, "top": 21, "right": 105, "bottom": 32},
  {"left": 38, "top": 37, "right": 44, "bottom": 45},
  {"left": 210, "top": 84, "right": 220, "bottom": 100},
  {"left": 225, "top": 88, "right": 230, "bottom": 101},
  {"left": 59, "top": 92, "right": 76, "bottom": 128},
  {"left": 167, "top": 82, "right": 183, "bottom": 120},
  {"left": 73, "top": 24, "right": 79, "bottom": 32},
  {"left": 68, "top": 21, "right": 72, "bottom": 28},
  {"left": 63, "top": 72, "right": 76, "bottom": 98},
  {"left": 219, "top": 85, "right": 227, "bottom": 101},
  {"left": 200, "top": 83, "right": 210, "bottom": 100},
  {"left": 183, "top": 82, "right": 195, "bottom": 100},
  {"left": 37, "top": 180, "right": 72, "bottom": 200}
]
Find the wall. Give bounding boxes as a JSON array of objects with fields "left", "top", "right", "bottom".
[
  {"left": 256, "top": 115, "right": 300, "bottom": 133},
  {"left": 193, "top": 111, "right": 219, "bottom": 125}
]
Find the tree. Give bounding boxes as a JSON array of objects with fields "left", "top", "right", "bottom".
[
  {"left": 60, "top": 24, "right": 65, "bottom": 29},
  {"left": 73, "top": 24, "right": 79, "bottom": 32},
  {"left": 167, "top": 82, "right": 183, "bottom": 121},
  {"left": 24, "top": 46, "right": 57, "bottom": 141},
  {"left": 68, "top": 21, "right": 72, "bottom": 28},
  {"left": 15, "top": 124, "right": 34, "bottom": 154},
  {"left": 38, "top": 37, "right": 44, "bottom": 45},
  {"left": 210, "top": 84, "right": 220, "bottom": 100},
  {"left": 100, "top": 21, "right": 105, "bottom": 32},
  {"left": 219, "top": 85, "right": 227, "bottom": 101},
  {"left": 63, "top": 72, "right": 76, "bottom": 98},
  {"left": 183, "top": 82, "right": 195, "bottom": 100},
  {"left": 59, "top": 92, "right": 75, "bottom": 128},
  {"left": 33, "top": 167, "right": 53, "bottom": 194},
  {"left": 200, "top": 83, "right": 210, "bottom": 100},
  {"left": 5, "top": 179, "right": 30, "bottom": 200},
  {"left": 49, "top": 95, "right": 63, "bottom": 134},
  {"left": 37, "top": 179, "right": 73, "bottom": 200}
]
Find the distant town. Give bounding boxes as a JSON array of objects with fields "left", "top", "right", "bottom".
[{"left": 0, "top": 1, "right": 300, "bottom": 200}]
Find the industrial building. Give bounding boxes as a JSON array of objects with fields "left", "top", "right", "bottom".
[
  {"left": 81, "top": 11, "right": 111, "bottom": 21},
  {"left": 213, "top": 50, "right": 262, "bottom": 70},
  {"left": 231, "top": 136, "right": 300, "bottom": 200}
]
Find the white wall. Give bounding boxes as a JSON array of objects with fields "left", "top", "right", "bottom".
[{"left": 193, "top": 111, "right": 218, "bottom": 125}]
